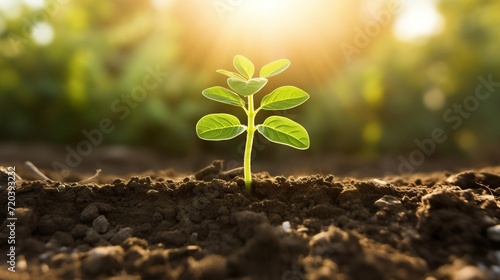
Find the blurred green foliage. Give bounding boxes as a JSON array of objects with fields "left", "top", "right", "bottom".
[{"left": 0, "top": 0, "right": 499, "bottom": 160}]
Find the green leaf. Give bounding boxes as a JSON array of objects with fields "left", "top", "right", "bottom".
[
  {"left": 216, "top": 69, "right": 247, "bottom": 81},
  {"left": 202, "top": 86, "right": 245, "bottom": 107},
  {"left": 228, "top": 78, "right": 268, "bottom": 96},
  {"left": 259, "top": 59, "right": 290, "bottom": 78},
  {"left": 196, "top": 113, "right": 246, "bottom": 141},
  {"left": 233, "top": 55, "right": 254, "bottom": 80},
  {"left": 260, "top": 86, "right": 309, "bottom": 110},
  {"left": 257, "top": 116, "right": 309, "bottom": 150}
]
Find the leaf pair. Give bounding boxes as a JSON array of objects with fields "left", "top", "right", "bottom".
[
  {"left": 215, "top": 55, "right": 291, "bottom": 96},
  {"left": 196, "top": 114, "right": 309, "bottom": 150},
  {"left": 202, "top": 85, "right": 309, "bottom": 111},
  {"left": 217, "top": 55, "right": 291, "bottom": 81}
]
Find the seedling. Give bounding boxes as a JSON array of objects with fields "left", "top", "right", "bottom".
[{"left": 196, "top": 55, "right": 310, "bottom": 190}]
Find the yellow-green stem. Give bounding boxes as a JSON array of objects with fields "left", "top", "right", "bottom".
[{"left": 244, "top": 95, "right": 256, "bottom": 190}]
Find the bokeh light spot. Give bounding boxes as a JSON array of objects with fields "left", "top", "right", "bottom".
[
  {"left": 455, "top": 129, "right": 477, "bottom": 154},
  {"left": 393, "top": 0, "right": 443, "bottom": 41},
  {"left": 0, "top": 0, "right": 22, "bottom": 19},
  {"left": 423, "top": 88, "right": 445, "bottom": 111},
  {"left": 23, "top": 0, "right": 45, "bottom": 9},
  {"left": 32, "top": 22, "right": 54, "bottom": 46}
]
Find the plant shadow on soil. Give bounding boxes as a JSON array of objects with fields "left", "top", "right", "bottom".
[{"left": 1, "top": 160, "right": 500, "bottom": 280}]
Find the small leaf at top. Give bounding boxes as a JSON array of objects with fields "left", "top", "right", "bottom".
[
  {"left": 259, "top": 59, "right": 290, "bottom": 78},
  {"left": 228, "top": 78, "right": 268, "bottom": 96},
  {"left": 216, "top": 69, "right": 247, "bottom": 81},
  {"left": 196, "top": 113, "right": 246, "bottom": 141},
  {"left": 256, "top": 116, "right": 309, "bottom": 150},
  {"left": 202, "top": 86, "right": 245, "bottom": 107},
  {"left": 260, "top": 86, "right": 309, "bottom": 110},
  {"left": 233, "top": 55, "right": 254, "bottom": 80}
]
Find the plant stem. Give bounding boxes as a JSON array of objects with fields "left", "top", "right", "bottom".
[{"left": 244, "top": 94, "right": 256, "bottom": 190}]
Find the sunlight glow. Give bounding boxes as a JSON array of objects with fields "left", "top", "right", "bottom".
[
  {"left": 393, "top": 0, "right": 443, "bottom": 41},
  {"left": 238, "top": 0, "right": 290, "bottom": 20},
  {"left": 0, "top": 0, "right": 22, "bottom": 19},
  {"left": 150, "top": 0, "right": 173, "bottom": 10},
  {"left": 32, "top": 22, "right": 54, "bottom": 46},
  {"left": 23, "top": 0, "right": 45, "bottom": 9}
]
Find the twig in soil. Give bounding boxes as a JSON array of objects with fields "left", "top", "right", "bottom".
[
  {"left": 78, "top": 169, "right": 102, "bottom": 184},
  {"left": 0, "top": 166, "right": 23, "bottom": 181},
  {"left": 25, "top": 161, "right": 51, "bottom": 181}
]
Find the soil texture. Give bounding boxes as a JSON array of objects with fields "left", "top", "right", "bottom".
[{"left": 1, "top": 160, "right": 500, "bottom": 280}]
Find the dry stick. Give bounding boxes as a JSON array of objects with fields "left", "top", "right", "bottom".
[
  {"left": 0, "top": 166, "right": 23, "bottom": 181},
  {"left": 78, "top": 169, "right": 102, "bottom": 184},
  {"left": 25, "top": 161, "right": 51, "bottom": 181}
]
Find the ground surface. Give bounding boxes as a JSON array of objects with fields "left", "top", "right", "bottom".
[{"left": 1, "top": 156, "right": 500, "bottom": 279}]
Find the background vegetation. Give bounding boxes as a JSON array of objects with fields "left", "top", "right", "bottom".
[{"left": 1, "top": 0, "right": 499, "bottom": 163}]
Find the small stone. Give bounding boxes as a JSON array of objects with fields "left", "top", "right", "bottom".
[
  {"left": 487, "top": 225, "right": 500, "bottom": 242},
  {"left": 82, "top": 246, "right": 124, "bottom": 277},
  {"left": 110, "top": 227, "right": 134, "bottom": 245},
  {"left": 282, "top": 221, "right": 291, "bottom": 232},
  {"left": 81, "top": 204, "right": 99, "bottom": 222},
  {"left": 71, "top": 224, "right": 89, "bottom": 238},
  {"left": 372, "top": 179, "right": 388, "bottom": 185},
  {"left": 92, "top": 215, "right": 109, "bottom": 234},
  {"left": 84, "top": 228, "right": 101, "bottom": 244},
  {"left": 374, "top": 195, "right": 402, "bottom": 209}
]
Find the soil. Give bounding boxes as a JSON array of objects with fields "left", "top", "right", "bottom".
[{"left": 1, "top": 158, "right": 500, "bottom": 280}]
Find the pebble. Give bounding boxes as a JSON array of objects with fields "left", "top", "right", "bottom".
[
  {"left": 374, "top": 195, "right": 402, "bottom": 209},
  {"left": 372, "top": 179, "right": 388, "bottom": 185},
  {"left": 487, "top": 225, "right": 500, "bottom": 242},
  {"left": 282, "top": 221, "right": 291, "bottom": 232},
  {"left": 110, "top": 227, "right": 133, "bottom": 245},
  {"left": 82, "top": 246, "right": 124, "bottom": 277},
  {"left": 92, "top": 215, "right": 109, "bottom": 234},
  {"left": 71, "top": 224, "right": 89, "bottom": 238},
  {"left": 84, "top": 228, "right": 101, "bottom": 244},
  {"left": 81, "top": 204, "right": 99, "bottom": 222}
]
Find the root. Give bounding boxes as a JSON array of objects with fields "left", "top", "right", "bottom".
[
  {"left": 78, "top": 169, "right": 102, "bottom": 183},
  {"left": 25, "top": 161, "right": 51, "bottom": 181}
]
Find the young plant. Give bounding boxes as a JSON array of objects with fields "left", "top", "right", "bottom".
[{"left": 196, "top": 55, "right": 310, "bottom": 190}]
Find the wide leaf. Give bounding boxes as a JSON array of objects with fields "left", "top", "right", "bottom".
[
  {"left": 202, "top": 86, "right": 245, "bottom": 107},
  {"left": 257, "top": 116, "right": 309, "bottom": 149},
  {"left": 216, "top": 69, "right": 247, "bottom": 81},
  {"left": 233, "top": 55, "right": 254, "bottom": 80},
  {"left": 259, "top": 59, "right": 290, "bottom": 78},
  {"left": 260, "top": 86, "right": 309, "bottom": 110},
  {"left": 228, "top": 78, "right": 268, "bottom": 96},
  {"left": 196, "top": 114, "right": 246, "bottom": 141}
]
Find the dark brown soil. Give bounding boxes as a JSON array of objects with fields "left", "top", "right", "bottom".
[{"left": 1, "top": 160, "right": 500, "bottom": 280}]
